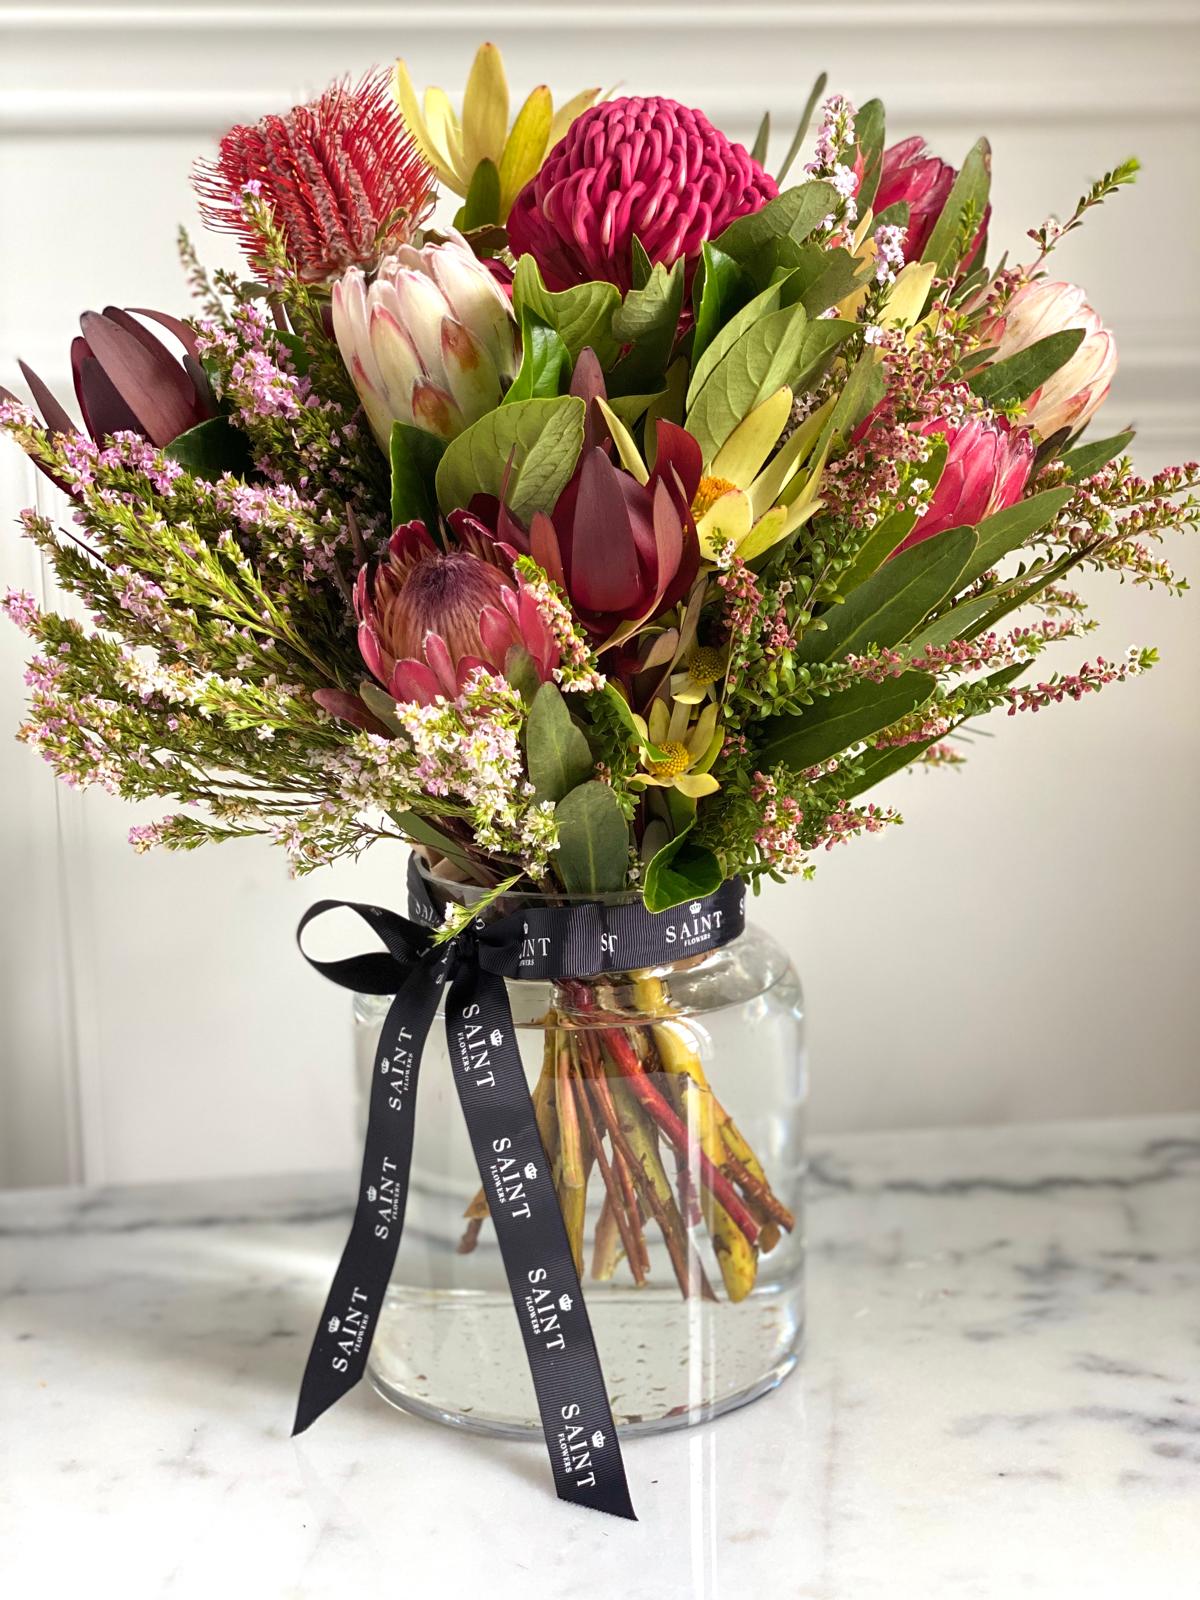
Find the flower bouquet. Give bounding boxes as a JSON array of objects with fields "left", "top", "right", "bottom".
[{"left": 3, "top": 42, "right": 1196, "bottom": 1516}]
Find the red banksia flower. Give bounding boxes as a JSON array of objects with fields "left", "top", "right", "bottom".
[
  {"left": 354, "top": 515, "right": 560, "bottom": 704},
  {"left": 194, "top": 71, "right": 437, "bottom": 283},
  {"left": 507, "top": 96, "right": 776, "bottom": 292}
]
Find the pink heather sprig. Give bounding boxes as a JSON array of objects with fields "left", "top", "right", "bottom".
[
  {"left": 749, "top": 771, "right": 807, "bottom": 874},
  {"left": 129, "top": 816, "right": 179, "bottom": 854},
  {"left": 2, "top": 588, "right": 40, "bottom": 632},
  {"left": 843, "top": 618, "right": 1091, "bottom": 685},
  {"left": 198, "top": 301, "right": 310, "bottom": 423},
  {"left": 805, "top": 94, "right": 859, "bottom": 239},
  {"left": 873, "top": 223, "right": 909, "bottom": 286},
  {"left": 816, "top": 801, "right": 899, "bottom": 850},
  {"left": 1003, "top": 649, "right": 1156, "bottom": 715}
]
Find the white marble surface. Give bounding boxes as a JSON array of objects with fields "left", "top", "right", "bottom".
[{"left": 2, "top": 1116, "right": 1198, "bottom": 1599}]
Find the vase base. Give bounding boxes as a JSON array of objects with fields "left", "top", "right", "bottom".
[{"left": 365, "top": 1280, "right": 804, "bottom": 1439}]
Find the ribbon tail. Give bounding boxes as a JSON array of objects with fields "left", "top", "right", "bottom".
[
  {"left": 443, "top": 960, "right": 637, "bottom": 1520},
  {"left": 292, "top": 951, "right": 448, "bottom": 1436}
]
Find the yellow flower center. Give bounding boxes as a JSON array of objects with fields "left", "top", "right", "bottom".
[
  {"left": 648, "top": 740, "right": 691, "bottom": 779},
  {"left": 687, "top": 646, "right": 725, "bottom": 687},
  {"left": 691, "top": 475, "right": 738, "bottom": 520}
]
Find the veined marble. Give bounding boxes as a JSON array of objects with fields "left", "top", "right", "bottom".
[{"left": 2, "top": 1117, "right": 1197, "bottom": 1599}]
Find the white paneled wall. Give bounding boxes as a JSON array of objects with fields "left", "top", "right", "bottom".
[{"left": 0, "top": 0, "right": 1197, "bottom": 1187}]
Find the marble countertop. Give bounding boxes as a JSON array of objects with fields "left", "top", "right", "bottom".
[{"left": 2, "top": 1115, "right": 1198, "bottom": 1599}]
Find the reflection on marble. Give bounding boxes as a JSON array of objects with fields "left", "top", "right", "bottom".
[{"left": 2, "top": 1117, "right": 1198, "bottom": 1599}]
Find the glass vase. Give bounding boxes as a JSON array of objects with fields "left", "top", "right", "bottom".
[{"left": 352, "top": 872, "right": 806, "bottom": 1437}]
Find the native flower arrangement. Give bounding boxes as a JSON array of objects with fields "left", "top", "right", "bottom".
[{"left": 3, "top": 47, "right": 1198, "bottom": 1301}]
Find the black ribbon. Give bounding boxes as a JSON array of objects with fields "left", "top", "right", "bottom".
[{"left": 293, "top": 860, "right": 746, "bottom": 1520}]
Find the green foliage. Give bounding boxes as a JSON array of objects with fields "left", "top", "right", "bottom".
[
  {"left": 971, "top": 329, "right": 1085, "bottom": 410},
  {"left": 921, "top": 138, "right": 991, "bottom": 278},
  {"left": 796, "top": 526, "right": 978, "bottom": 662},
  {"left": 775, "top": 72, "right": 827, "bottom": 186},
  {"left": 758, "top": 671, "right": 937, "bottom": 771},
  {"left": 554, "top": 781, "right": 630, "bottom": 893},
  {"left": 525, "top": 682, "right": 594, "bottom": 801},
  {"left": 713, "top": 181, "right": 839, "bottom": 283},
  {"left": 643, "top": 827, "right": 723, "bottom": 913},
  {"left": 1059, "top": 429, "right": 1135, "bottom": 480},
  {"left": 512, "top": 256, "right": 622, "bottom": 365},
  {"left": 957, "top": 487, "right": 1075, "bottom": 586},
  {"left": 609, "top": 257, "right": 685, "bottom": 393},
  {"left": 504, "top": 310, "right": 571, "bottom": 405},
  {"left": 165, "top": 416, "right": 253, "bottom": 479},
  {"left": 389, "top": 421, "right": 445, "bottom": 531},
  {"left": 435, "top": 395, "right": 584, "bottom": 523},
  {"left": 455, "top": 157, "right": 501, "bottom": 231},
  {"left": 851, "top": 98, "right": 886, "bottom": 216},
  {"left": 691, "top": 242, "right": 747, "bottom": 368}
]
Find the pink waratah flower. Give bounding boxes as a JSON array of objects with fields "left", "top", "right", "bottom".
[
  {"left": 871, "top": 137, "right": 989, "bottom": 266},
  {"left": 507, "top": 96, "right": 777, "bottom": 292},
  {"left": 895, "top": 416, "right": 1033, "bottom": 553},
  {"left": 332, "top": 231, "right": 520, "bottom": 448},
  {"left": 194, "top": 71, "right": 437, "bottom": 283},
  {"left": 982, "top": 280, "right": 1117, "bottom": 439},
  {"left": 354, "top": 514, "right": 560, "bottom": 704}
]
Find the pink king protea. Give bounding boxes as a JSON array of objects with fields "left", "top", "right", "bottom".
[
  {"left": 354, "top": 514, "right": 561, "bottom": 705},
  {"left": 896, "top": 415, "right": 1033, "bottom": 553},
  {"left": 872, "top": 137, "right": 990, "bottom": 266},
  {"left": 507, "top": 96, "right": 777, "bottom": 292},
  {"left": 194, "top": 71, "right": 437, "bottom": 283}
]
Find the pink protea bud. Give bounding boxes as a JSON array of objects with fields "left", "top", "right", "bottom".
[
  {"left": 194, "top": 71, "right": 437, "bottom": 283},
  {"left": 332, "top": 233, "right": 519, "bottom": 448},
  {"left": 507, "top": 97, "right": 777, "bottom": 292},
  {"left": 872, "top": 137, "right": 989, "bottom": 266},
  {"left": 896, "top": 415, "right": 1033, "bottom": 553},
  {"left": 983, "top": 280, "right": 1117, "bottom": 439}
]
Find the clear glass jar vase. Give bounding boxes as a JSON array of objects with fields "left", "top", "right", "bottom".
[{"left": 352, "top": 872, "right": 806, "bottom": 1438}]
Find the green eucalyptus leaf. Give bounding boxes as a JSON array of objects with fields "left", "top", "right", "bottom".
[
  {"left": 796, "top": 525, "right": 978, "bottom": 663},
  {"left": 921, "top": 137, "right": 991, "bottom": 279},
  {"left": 957, "top": 486, "right": 1075, "bottom": 587},
  {"left": 554, "top": 781, "right": 630, "bottom": 895},
  {"left": 504, "top": 645, "right": 542, "bottom": 705},
  {"left": 455, "top": 157, "right": 501, "bottom": 231},
  {"left": 435, "top": 395, "right": 584, "bottom": 523},
  {"left": 970, "top": 329, "right": 1085, "bottom": 410},
  {"left": 776, "top": 72, "right": 827, "bottom": 186},
  {"left": 512, "top": 256, "right": 621, "bottom": 365},
  {"left": 759, "top": 671, "right": 938, "bottom": 770},
  {"left": 643, "top": 828, "right": 723, "bottom": 914},
  {"left": 526, "top": 681, "right": 594, "bottom": 802},
  {"left": 503, "top": 310, "right": 570, "bottom": 406},
  {"left": 390, "top": 808, "right": 480, "bottom": 870},
  {"left": 1059, "top": 428, "right": 1135, "bottom": 481},
  {"left": 713, "top": 181, "right": 838, "bottom": 266},
  {"left": 358, "top": 680, "right": 407, "bottom": 734},
  {"left": 389, "top": 420, "right": 445, "bottom": 530},
  {"left": 164, "top": 415, "right": 253, "bottom": 479}
]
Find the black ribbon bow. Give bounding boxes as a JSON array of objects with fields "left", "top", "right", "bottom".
[{"left": 293, "top": 860, "right": 746, "bottom": 1520}]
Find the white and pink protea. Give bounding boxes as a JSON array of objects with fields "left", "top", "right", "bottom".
[
  {"left": 985, "top": 280, "right": 1117, "bottom": 439},
  {"left": 332, "top": 231, "right": 520, "bottom": 447}
]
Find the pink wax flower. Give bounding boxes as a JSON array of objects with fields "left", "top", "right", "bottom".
[
  {"left": 895, "top": 415, "right": 1033, "bottom": 553},
  {"left": 872, "top": 137, "right": 989, "bottom": 266},
  {"left": 507, "top": 96, "right": 776, "bottom": 292},
  {"left": 981, "top": 280, "right": 1117, "bottom": 439}
]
